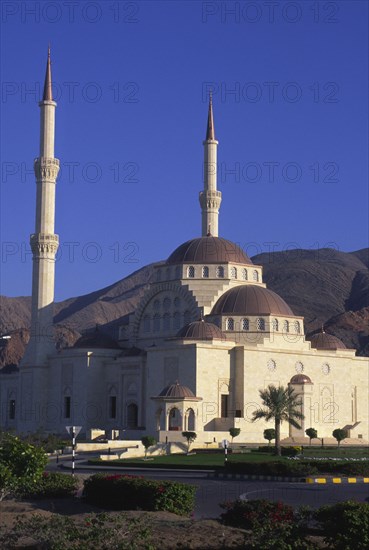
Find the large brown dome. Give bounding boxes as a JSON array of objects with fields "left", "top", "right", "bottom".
[
  {"left": 176, "top": 320, "right": 226, "bottom": 340},
  {"left": 166, "top": 236, "right": 252, "bottom": 265},
  {"left": 211, "top": 285, "right": 294, "bottom": 316},
  {"left": 307, "top": 332, "right": 346, "bottom": 350}
]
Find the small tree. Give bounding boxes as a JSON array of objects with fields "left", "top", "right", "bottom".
[
  {"left": 252, "top": 385, "right": 304, "bottom": 456},
  {"left": 305, "top": 427, "right": 318, "bottom": 446},
  {"left": 141, "top": 436, "right": 156, "bottom": 460},
  {"left": 0, "top": 433, "right": 48, "bottom": 500},
  {"left": 263, "top": 428, "right": 276, "bottom": 447},
  {"left": 182, "top": 431, "right": 197, "bottom": 454},
  {"left": 332, "top": 429, "right": 347, "bottom": 448},
  {"left": 229, "top": 428, "right": 241, "bottom": 447}
]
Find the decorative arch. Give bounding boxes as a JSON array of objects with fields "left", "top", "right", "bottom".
[
  {"left": 132, "top": 282, "right": 198, "bottom": 341},
  {"left": 185, "top": 408, "right": 196, "bottom": 430},
  {"left": 168, "top": 406, "right": 182, "bottom": 431}
]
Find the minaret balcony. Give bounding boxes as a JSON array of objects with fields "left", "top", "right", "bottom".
[
  {"left": 34, "top": 157, "right": 60, "bottom": 181},
  {"left": 199, "top": 190, "right": 222, "bottom": 209},
  {"left": 30, "top": 233, "right": 59, "bottom": 255}
]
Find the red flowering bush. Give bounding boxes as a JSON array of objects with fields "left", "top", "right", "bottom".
[
  {"left": 221, "top": 499, "right": 313, "bottom": 549},
  {"left": 83, "top": 474, "right": 196, "bottom": 516}
]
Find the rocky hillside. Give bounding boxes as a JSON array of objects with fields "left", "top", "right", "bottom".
[{"left": 0, "top": 249, "right": 368, "bottom": 367}]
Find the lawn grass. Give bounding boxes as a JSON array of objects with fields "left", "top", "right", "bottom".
[
  {"left": 89, "top": 452, "right": 285, "bottom": 468},
  {"left": 88, "top": 446, "right": 369, "bottom": 469}
]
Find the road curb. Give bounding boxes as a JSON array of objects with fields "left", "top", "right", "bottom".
[{"left": 305, "top": 477, "right": 369, "bottom": 484}]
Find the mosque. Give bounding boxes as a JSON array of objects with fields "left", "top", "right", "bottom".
[{"left": 1, "top": 51, "right": 368, "bottom": 445}]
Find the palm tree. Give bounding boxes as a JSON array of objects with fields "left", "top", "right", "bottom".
[{"left": 251, "top": 384, "right": 304, "bottom": 456}]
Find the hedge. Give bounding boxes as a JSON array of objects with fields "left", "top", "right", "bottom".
[
  {"left": 19, "top": 472, "right": 79, "bottom": 499},
  {"left": 83, "top": 474, "right": 196, "bottom": 516}
]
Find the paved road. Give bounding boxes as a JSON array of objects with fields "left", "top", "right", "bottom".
[{"left": 49, "top": 456, "right": 369, "bottom": 519}]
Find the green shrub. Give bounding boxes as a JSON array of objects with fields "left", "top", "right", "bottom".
[
  {"left": 0, "top": 433, "right": 47, "bottom": 498},
  {"left": 281, "top": 446, "right": 302, "bottom": 457},
  {"left": 226, "top": 460, "right": 317, "bottom": 476},
  {"left": 315, "top": 501, "right": 369, "bottom": 549},
  {"left": 83, "top": 474, "right": 196, "bottom": 516},
  {"left": 19, "top": 472, "right": 79, "bottom": 499},
  {"left": 302, "top": 460, "right": 369, "bottom": 476}
]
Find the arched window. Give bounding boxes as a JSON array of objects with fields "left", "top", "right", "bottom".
[
  {"left": 174, "top": 297, "right": 180, "bottom": 308},
  {"left": 153, "top": 299, "right": 160, "bottom": 311},
  {"left": 242, "top": 268, "right": 248, "bottom": 280},
  {"left": 230, "top": 266, "right": 237, "bottom": 279},
  {"left": 293, "top": 321, "right": 301, "bottom": 334},
  {"left": 227, "top": 318, "right": 234, "bottom": 330},
  {"left": 242, "top": 318, "right": 249, "bottom": 331},
  {"left": 252, "top": 270, "right": 259, "bottom": 282},
  {"left": 143, "top": 315, "right": 150, "bottom": 333},
  {"left": 153, "top": 314, "right": 160, "bottom": 332},
  {"left": 202, "top": 266, "right": 209, "bottom": 278},
  {"left": 216, "top": 266, "right": 224, "bottom": 278},
  {"left": 257, "top": 318, "right": 265, "bottom": 331},
  {"left": 163, "top": 297, "right": 171, "bottom": 311},
  {"left": 127, "top": 403, "right": 138, "bottom": 428},
  {"left": 173, "top": 311, "right": 180, "bottom": 330},
  {"left": 283, "top": 320, "right": 289, "bottom": 333},
  {"left": 272, "top": 318, "right": 279, "bottom": 331},
  {"left": 163, "top": 313, "right": 170, "bottom": 331},
  {"left": 187, "top": 266, "right": 195, "bottom": 278}
]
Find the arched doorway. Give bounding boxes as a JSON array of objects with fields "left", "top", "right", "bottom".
[
  {"left": 186, "top": 408, "right": 195, "bottom": 430},
  {"left": 168, "top": 407, "right": 182, "bottom": 431}
]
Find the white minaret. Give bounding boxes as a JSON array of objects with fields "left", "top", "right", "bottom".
[
  {"left": 19, "top": 49, "right": 59, "bottom": 430},
  {"left": 199, "top": 95, "right": 222, "bottom": 236}
]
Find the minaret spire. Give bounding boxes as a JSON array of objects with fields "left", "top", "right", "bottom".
[
  {"left": 43, "top": 45, "right": 53, "bottom": 101},
  {"left": 206, "top": 92, "right": 215, "bottom": 140},
  {"left": 199, "top": 94, "right": 222, "bottom": 237},
  {"left": 20, "top": 48, "right": 60, "bottom": 431}
]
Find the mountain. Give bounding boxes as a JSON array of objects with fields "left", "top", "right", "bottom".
[{"left": 0, "top": 249, "right": 368, "bottom": 367}]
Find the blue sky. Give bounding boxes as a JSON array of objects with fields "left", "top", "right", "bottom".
[{"left": 1, "top": 0, "right": 368, "bottom": 301}]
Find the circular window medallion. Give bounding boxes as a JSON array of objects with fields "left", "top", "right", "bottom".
[
  {"left": 322, "top": 363, "right": 330, "bottom": 375},
  {"left": 267, "top": 359, "right": 276, "bottom": 372},
  {"left": 295, "top": 361, "right": 304, "bottom": 373}
]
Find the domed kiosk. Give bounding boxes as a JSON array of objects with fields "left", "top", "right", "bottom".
[{"left": 152, "top": 382, "right": 202, "bottom": 432}]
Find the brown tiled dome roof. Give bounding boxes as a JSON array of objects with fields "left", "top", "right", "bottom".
[
  {"left": 166, "top": 236, "right": 252, "bottom": 265},
  {"left": 176, "top": 320, "right": 226, "bottom": 340},
  {"left": 158, "top": 382, "right": 196, "bottom": 399},
  {"left": 211, "top": 285, "right": 294, "bottom": 316},
  {"left": 307, "top": 332, "right": 346, "bottom": 350},
  {"left": 290, "top": 374, "right": 313, "bottom": 385}
]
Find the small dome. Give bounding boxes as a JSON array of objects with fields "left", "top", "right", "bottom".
[
  {"left": 166, "top": 236, "right": 252, "bottom": 265},
  {"left": 290, "top": 374, "right": 313, "bottom": 385},
  {"left": 74, "top": 328, "right": 120, "bottom": 350},
  {"left": 158, "top": 381, "right": 196, "bottom": 399},
  {"left": 211, "top": 285, "right": 294, "bottom": 316},
  {"left": 307, "top": 332, "right": 346, "bottom": 350},
  {"left": 176, "top": 320, "right": 226, "bottom": 340}
]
